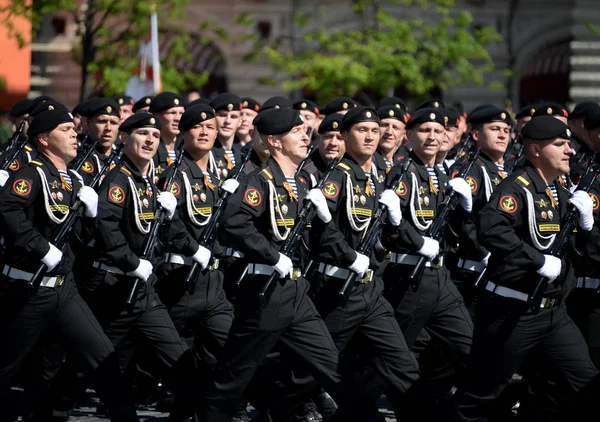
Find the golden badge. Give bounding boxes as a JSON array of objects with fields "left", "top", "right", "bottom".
[{"left": 281, "top": 204, "right": 288, "bottom": 215}]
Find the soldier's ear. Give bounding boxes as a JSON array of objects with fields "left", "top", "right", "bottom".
[{"left": 37, "top": 133, "right": 50, "bottom": 148}]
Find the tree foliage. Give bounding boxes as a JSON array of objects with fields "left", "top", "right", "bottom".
[{"left": 239, "top": 0, "right": 502, "bottom": 103}]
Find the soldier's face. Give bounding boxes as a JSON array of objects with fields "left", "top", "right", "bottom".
[
  {"left": 253, "top": 131, "right": 271, "bottom": 160},
  {"left": 119, "top": 105, "right": 134, "bottom": 123},
  {"left": 379, "top": 118, "right": 405, "bottom": 153},
  {"left": 124, "top": 127, "right": 161, "bottom": 163},
  {"left": 215, "top": 110, "right": 241, "bottom": 140},
  {"left": 473, "top": 122, "right": 510, "bottom": 156},
  {"left": 42, "top": 122, "right": 78, "bottom": 163},
  {"left": 274, "top": 124, "right": 309, "bottom": 163},
  {"left": 9, "top": 115, "right": 29, "bottom": 134},
  {"left": 516, "top": 116, "right": 531, "bottom": 133},
  {"left": 157, "top": 107, "right": 185, "bottom": 137},
  {"left": 88, "top": 114, "right": 120, "bottom": 149},
  {"left": 535, "top": 137, "right": 572, "bottom": 175},
  {"left": 343, "top": 122, "right": 380, "bottom": 160},
  {"left": 408, "top": 122, "right": 444, "bottom": 160},
  {"left": 238, "top": 109, "right": 257, "bottom": 137},
  {"left": 440, "top": 128, "right": 458, "bottom": 153},
  {"left": 318, "top": 132, "right": 345, "bottom": 162},
  {"left": 299, "top": 110, "right": 318, "bottom": 134},
  {"left": 183, "top": 118, "right": 218, "bottom": 155}
]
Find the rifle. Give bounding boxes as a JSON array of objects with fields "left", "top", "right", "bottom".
[
  {"left": 125, "top": 149, "right": 184, "bottom": 306},
  {"left": 453, "top": 133, "right": 473, "bottom": 162},
  {"left": 183, "top": 146, "right": 253, "bottom": 293},
  {"left": 296, "top": 129, "right": 315, "bottom": 178},
  {"left": 28, "top": 143, "right": 125, "bottom": 292},
  {"left": 407, "top": 146, "right": 481, "bottom": 291},
  {"left": 504, "top": 134, "right": 523, "bottom": 174},
  {"left": 71, "top": 134, "right": 95, "bottom": 172},
  {"left": 338, "top": 158, "right": 413, "bottom": 299},
  {"left": 255, "top": 157, "right": 340, "bottom": 308},
  {"left": 0, "top": 121, "right": 27, "bottom": 171}
]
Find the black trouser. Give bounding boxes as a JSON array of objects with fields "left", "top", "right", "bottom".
[
  {"left": 200, "top": 274, "right": 343, "bottom": 422},
  {"left": 566, "top": 287, "right": 600, "bottom": 367},
  {"left": 451, "top": 295, "right": 600, "bottom": 422},
  {"left": 0, "top": 274, "right": 137, "bottom": 421}
]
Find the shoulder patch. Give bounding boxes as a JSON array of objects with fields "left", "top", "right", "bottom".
[
  {"left": 80, "top": 160, "right": 94, "bottom": 174},
  {"left": 12, "top": 178, "right": 32, "bottom": 197},
  {"left": 298, "top": 176, "right": 307, "bottom": 185},
  {"left": 337, "top": 162, "right": 351, "bottom": 171},
  {"left": 451, "top": 170, "right": 459, "bottom": 179},
  {"left": 120, "top": 167, "right": 132, "bottom": 176},
  {"left": 30, "top": 160, "right": 43, "bottom": 166},
  {"left": 169, "top": 181, "right": 181, "bottom": 196},
  {"left": 465, "top": 175, "right": 478, "bottom": 193},
  {"left": 243, "top": 187, "right": 262, "bottom": 207},
  {"left": 259, "top": 167, "right": 273, "bottom": 180},
  {"left": 515, "top": 174, "right": 530, "bottom": 187},
  {"left": 24, "top": 145, "right": 32, "bottom": 152},
  {"left": 9, "top": 159, "right": 20, "bottom": 171},
  {"left": 395, "top": 180, "right": 408, "bottom": 197},
  {"left": 322, "top": 181, "right": 340, "bottom": 199},
  {"left": 499, "top": 195, "right": 518, "bottom": 214},
  {"left": 108, "top": 184, "right": 126, "bottom": 205},
  {"left": 590, "top": 193, "right": 599, "bottom": 211}
]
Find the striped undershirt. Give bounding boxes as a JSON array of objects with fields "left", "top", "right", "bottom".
[
  {"left": 364, "top": 172, "right": 376, "bottom": 192},
  {"left": 436, "top": 163, "right": 446, "bottom": 175},
  {"left": 285, "top": 177, "right": 297, "bottom": 195},
  {"left": 167, "top": 150, "right": 177, "bottom": 162},
  {"left": 548, "top": 184, "right": 559, "bottom": 204},
  {"left": 426, "top": 167, "right": 439, "bottom": 189},
  {"left": 58, "top": 169, "right": 72, "bottom": 186},
  {"left": 225, "top": 150, "right": 236, "bottom": 166}
]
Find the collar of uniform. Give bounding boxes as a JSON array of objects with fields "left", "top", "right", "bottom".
[
  {"left": 121, "top": 154, "right": 146, "bottom": 181},
  {"left": 341, "top": 154, "right": 368, "bottom": 181},
  {"left": 394, "top": 145, "right": 409, "bottom": 161},
  {"left": 373, "top": 150, "right": 388, "bottom": 170},
  {"left": 522, "top": 161, "right": 556, "bottom": 194},
  {"left": 309, "top": 148, "right": 328, "bottom": 173},
  {"left": 249, "top": 148, "right": 262, "bottom": 167},
  {"left": 38, "top": 153, "right": 61, "bottom": 178},
  {"left": 478, "top": 152, "right": 500, "bottom": 175},
  {"left": 156, "top": 141, "right": 169, "bottom": 163},
  {"left": 181, "top": 150, "right": 217, "bottom": 180},
  {"left": 408, "top": 150, "right": 434, "bottom": 181},
  {"left": 264, "top": 156, "right": 293, "bottom": 187}
]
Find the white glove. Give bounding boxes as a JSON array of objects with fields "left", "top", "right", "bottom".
[
  {"left": 417, "top": 237, "right": 440, "bottom": 260},
  {"left": 481, "top": 252, "right": 491, "bottom": 267},
  {"left": 349, "top": 252, "right": 370, "bottom": 277},
  {"left": 129, "top": 259, "right": 153, "bottom": 282},
  {"left": 379, "top": 189, "right": 402, "bottom": 226},
  {"left": 273, "top": 253, "right": 293, "bottom": 278},
  {"left": 221, "top": 178, "right": 240, "bottom": 194},
  {"left": 307, "top": 188, "right": 332, "bottom": 223},
  {"left": 0, "top": 169, "right": 9, "bottom": 187},
  {"left": 448, "top": 178, "right": 473, "bottom": 212},
  {"left": 77, "top": 186, "right": 98, "bottom": 218},
  {"left": 569, "top": 191, "right": 594, "bottom": 231},
  {"left": 157, "top": 191, "right": 177, "bottom": 220},
  {"left": 42, "top": 243, "right": 63, "bottom": 271},
  {"left": 537, "top": 255, "right": 562, "bottom": 282},
  {"left": 192, "top": 245, "right": 212, "bottom": 270}
]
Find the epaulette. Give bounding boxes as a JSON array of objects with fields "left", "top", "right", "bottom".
[
  {"left": 120, "top": 166, "right": 132, "bottom": 176},
  {"left": 337, "top": 162, "right": 351, "bottom": 171},
  {"left": 259, "top": 167, "right": 274, "bottom": 180},
  {"left": 30, "top": 160, "right": 43, "bottom": 166},
  {"left": 24, "top": 145, "right": 33, "bottom": 152},
  {"left": 514, "top": 173, "right": 530, "bottom": 187}
]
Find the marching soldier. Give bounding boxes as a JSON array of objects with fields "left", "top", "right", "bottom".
[
  {"left": 374, "top": 105, "right": 409, "bottom": 173},
  {"left": 237, "top": 97, "right": 260, "bottom": 146},
  {"left": 294, "top": 99, "right": 320, "bottom": 135},
  {"left": 568, "top": 102, "right": 600, "bottom": 185},
  {"left": 436, "top": 108, "right": 463, "bottom": 175},
  {"left": 113, "top": 95, "right": 135, "bottom": 123},
  {"left": 133, "top": 96, "right": 153, "bottom": 114},
  {"left": 451, "top": 116, "right": 599, "bottom": 421},
  {"left": 209, "top": 93, "right": 243, "bottom": 179},
  {"left": 321, "top": 97, "right": 357, "bottom": 116},
  {"left": 0, "top": 109, "right": 138, "bottom": 421},
  {"left": 149, "top": 91, "right": 185, "bottom": 178}
]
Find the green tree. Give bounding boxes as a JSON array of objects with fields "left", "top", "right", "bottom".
[
  {"left": 0, "top": 0, "right": 224, "bottom": 101},
  {"left": 239, "top": 0, "right": 502, "bottom": 103}
]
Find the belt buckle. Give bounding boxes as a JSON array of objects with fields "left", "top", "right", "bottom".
[
  {"left": 384, "top": 251, "right": 392, "bottom": 260},
  {"left": 359, "top": 269, "right": 373, "bottom": 284},
  {"left": 55, "top": 276, "right": 64, "bottom": 288},
  {"left": 290, "top": 267, "right": 301, "bottom": 280},
  {"left": 431, "top": 256, "right": 443, "bottom": 269},
  {"left": 209, "top": 259, "right": 219, "bottom": 271},
  {"left": 540, "top": 297, "right": 556, "bottom": 309}
]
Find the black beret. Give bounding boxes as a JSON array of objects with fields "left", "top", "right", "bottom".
[
  {"left": 532, "top": 102, "right": 569, "bottom": 119},
  {"left": 260, "top": 96, "right": 293, "bottom": 111},
  {"left": 584, "top": 109, "right": 600, "bottom": 131},
  {"left": 405, "top": 108, "right": 445, "bottom": 130},
  {"left": 28, "top": 109, "right": 74, "bottom": 138},
  {"left": 133, "top": 96, "right": 153, "bottom": 112},
  {"left": 521, "top": 116, "right": 571, "bottom": 141},
  {"left": 29, "top": 99, "right": 69, "bottom": 118},
  {"left": 241, "top": 97, "right": 261, "bottom": 112},
  {"left": 294, "top": 99, "right": 319, "bottom": 115},
  {"left": 377, "top": 106, "right": 409, "bottom": 124},
  {"left": 10, "top": 99, "right": 33, "bottom": 117},
  {"left": 149, "top": 92, "right": 184, "bottom": 113},
  {"left": 119, "top": 112, "right": 162, "bottom": 133},
  {"left": 24, "top": 96, "right": 54, "bottom": 115},
  {"left": 71, "top": 103, "right": 83, "bottom": 116},
  {"left": 340, "top": 106, "right": 380, "bottom": 132},
  {"left": 415, "top": 99, "right": 445, "bottom": 111},
  {"left": 468, "top": 104, "right": 495, "bottom": 118},
  {"left": 86, "top": 98, "right": 121, "bottom": 118},
  {"left": 178, "top": 105, "right": 216, "bottom": 132},
  {"left": 378, "top": 96, "right": 408, "bottom": 112},
  {"left": 468, "top": 107, "right": 512, "bottom": 126},
  {"left": 318, "top": 113, "right": 343, "bottom": 134},
  {"left": 322, "top": 97, "right": 357, "bottom": 115},
  {"left": 253, "top": 108, "right": 303, "bottom": 135},
  {"left": 186, "top": 98, "right": 210, "bottom": 109},
  {"left": 442, "top": 108, "right": 462, "bottom": 128},
  {"left": 210, "top": 93, "right": 242, "bottom": 112},
  {"left": 515, "top": 105, "right": 537, "bottom": 120},
  {"left": 571, "top": 101, "right": 600, "bottom": 120},
  {"left": 112, "top": 95, "right": 134, "bottom": 107}
]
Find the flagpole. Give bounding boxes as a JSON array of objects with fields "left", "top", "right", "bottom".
[{"left": 150, "top": 4, "right": 161, "bottom": 94}]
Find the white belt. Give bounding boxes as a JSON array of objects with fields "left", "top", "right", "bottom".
[
  {"left": 457, "top": 258, "right": 486, "bottom": 273},
  {"left": 2, "top": 266, "right": 63, "bottom": 288},
  {"left": 389, "top": 253, "right": 443, "bottom": 268},
  {"left": 247, "top": 263, "right": 301, "bottom": 280},
  {"left": 485, "top": 281, "right": 558, "bottom": 309},
  {"left": 576, "top": 277, "right": 600, "bottom": 289},
  {"left": 225, "top": 248, "right": 244, "bottom": 258},
  {"left": 165, "top": 253, "right": 193, "bottom": 266},
  {"left": 93, "top": 261, "right": 125, "bottom": 275},
  {"left": 316, "top": 263, "right": 374, "bottom": 283}
]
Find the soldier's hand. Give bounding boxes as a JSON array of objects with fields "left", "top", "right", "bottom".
[
  {"left": 448, "top": 178, "right": 473, "bottom": 212},
  {"left": 537, "top": 255, "right": 561, "bottom": 282},
  {"left": 77, "top": 186, "right": 98, "bottom": 218},
  {"left": 417, "top": 237, "right": 440, "bottom": 260},
  {"left": 0, "top": 169, "right": 9, "bottom": 188},
  {"left": 192, "top": 245, "right": 212, "bottom": 270},
  {"left": 307, "top": 188, "right": 332, "bottom": 223},
  {"left": 349, "top": 252, "right": 370, "bottom": 277},
  {"left": 42, "top": 243, "right": 63, "bottom": 272},
  {"left": 274, "top": 253, "right": 293, "bottom": 278},
  {"left": 130, "top": 259, "right": 153, "bottom": 282},
  {"left": 569, "top": 190, "right": 594, "bottom": 231},
  {"left": 221, "top": 178, "right": 240, "bottom": 194},
  {"left": 157, "top": 191, "right": 177, "bottom": 220},
  {"left": 379, "top": 189, "right": 402, "bottom": 226}
]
